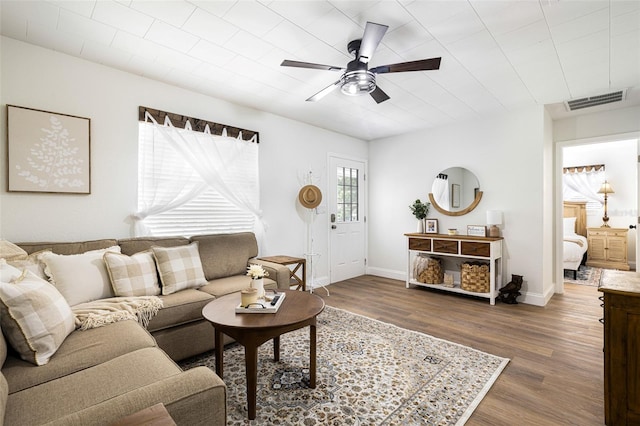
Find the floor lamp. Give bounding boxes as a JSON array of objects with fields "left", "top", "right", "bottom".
[{"left": 598, "top": 180, "right": 614, "bottom": 227}]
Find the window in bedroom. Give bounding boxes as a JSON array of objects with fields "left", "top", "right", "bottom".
[
  {"left": 135, "top": 107, "right": 260, "bottom": 237},
  {"left": 562, "top": 164, "right": 605, "bottom": 212}
]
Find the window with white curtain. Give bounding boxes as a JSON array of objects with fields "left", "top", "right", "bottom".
[
  {"left": 563, "top": 165, "right": 605, "bottom": 212},
  {"left": 135, "top": 115, "right": 259, "bottom": 237}
]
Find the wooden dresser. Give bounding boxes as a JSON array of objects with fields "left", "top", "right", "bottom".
[
  {"left": 587, "top": 227, "right": 630, "bottom": 270},
  {"left": 599, "top": 271, "right": 640, "bottom": 425}
]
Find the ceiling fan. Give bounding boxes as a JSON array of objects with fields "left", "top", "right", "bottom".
[{"left": 281, "top": 21, "right": 441, "bottom": 104}]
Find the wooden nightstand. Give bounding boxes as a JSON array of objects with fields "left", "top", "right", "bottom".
[{"left": 586, "top": 227, "right": 630, "bottom": 270}]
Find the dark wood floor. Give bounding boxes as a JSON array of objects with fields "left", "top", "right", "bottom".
[{"left": 315, "top": 275, "right": 604, "bottom": 426}]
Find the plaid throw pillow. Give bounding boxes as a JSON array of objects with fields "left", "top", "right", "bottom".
[
  {"left": 0, "top": 263, "right": 75, "bottom": 366},
  {"left": 151, "top": 243, "right": 207, "bottom": 295},
  {"left": 104, "top": 251, "right": 160, "bottom": 297}
]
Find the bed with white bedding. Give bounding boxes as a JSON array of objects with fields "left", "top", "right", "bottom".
[{"left": 563, "top": 202, "right": 588, "bottom": 279}]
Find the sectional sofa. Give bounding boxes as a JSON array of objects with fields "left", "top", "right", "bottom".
[{"left": 0, "top": 232, "right": 291, "bottom": 425}]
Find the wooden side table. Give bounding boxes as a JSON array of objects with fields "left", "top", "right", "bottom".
[{"left": 258, "top": 255, "right": 306, "bottom": 291}]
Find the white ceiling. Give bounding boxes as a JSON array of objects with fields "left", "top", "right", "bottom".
[{"left": 1, "top": 0, "right": 639, "bottom": 141}]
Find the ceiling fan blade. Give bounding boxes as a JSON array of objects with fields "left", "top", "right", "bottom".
[
  {"left": 306, "top": 80, "right": 342, "bottom": 102},
  {"left": 370, "top": 86, "right": 390, "bottom": 104},
  {"left": 358, "top": 22, "right": 388, "bottom": 63},
  {"left": 281, "top": 60, "right": 344, "bottom": 72},
  {"left": 370, "top": 57, "right": 442, "bottom": 74}
]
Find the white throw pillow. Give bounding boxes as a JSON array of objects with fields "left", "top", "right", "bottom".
[
  {"left": 563, "top": 217, "right": 577, "bottom": 235},
  {"left": 151, "top": 243, "right": 207, "bottom": 295},
  {"left": 0, "top": 263, "right": 75, "bottom": 366},
  {"left": 41, "top": 246, "right": 121, "bottom": 306},
  {"left": 104, "top": 250, "right": 161, "bottom": 297}
]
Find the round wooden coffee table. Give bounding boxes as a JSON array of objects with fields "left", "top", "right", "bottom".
[{"left": 202, "top": 290, "right": 325, "bottom": 420}]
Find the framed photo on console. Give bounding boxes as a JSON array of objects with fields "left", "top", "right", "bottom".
[{"left": 425, "top": 219, "right": 438, "bottom": 234}]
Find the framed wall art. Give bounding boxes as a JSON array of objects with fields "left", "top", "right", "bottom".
[
  {"left": 467, "top": 225, "right": 487, "bottom": 237},
  {"left": 425, "top": 218, "right": 439, "bottom": 234},
  {"left": 7, "top": 105, "right": 91, "bottom": 194}
]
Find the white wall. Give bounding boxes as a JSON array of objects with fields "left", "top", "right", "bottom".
[
  {"left": 368, "top": 106, "right": 552, "bottom": 305},
  {"left": 0, "top": 37, "right": 368, "bottom": 284},
  {"left": 554, "top": 106, "right": 640, "bottom": 143}
]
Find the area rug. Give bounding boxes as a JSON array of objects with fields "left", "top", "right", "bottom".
[
  {"left": 180, "top": 306, "right": 509, "bottom": 425},
  {"left": 564, "top": 265, "right": 603, "bottom": 286}
]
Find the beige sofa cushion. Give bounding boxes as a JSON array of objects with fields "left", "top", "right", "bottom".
[
  {"left": 190, "top": 232, "right": 258, "bottom": 280},
  {"left": 152, "top": 243, "right": 207, "bottom": 295},
  {"left": 3, "top": 320, "right": 156, "bottom": 394},
  {"left": 147, "top": 289, "right": 213, "bottom": 333},
  {"left": 104, "top": 251, "right": 160, "bottom": 297},
  {"left": 5, "top": 347, "right": 182, "bottom": 426},
  {"left": 37, "top": 367, "right": 226, "bottom": 426},
  {"left": 0, "top": 264, "right": 75, "bottom": 366},
  {"left": 199, "top": 275, "right": 277, "bottom": 298},
  {"left": 17, "top": 239, "right": 118, "bottom": 256},
  {"left": 117, "top": 237, "right": 189, "bottom": 256}
]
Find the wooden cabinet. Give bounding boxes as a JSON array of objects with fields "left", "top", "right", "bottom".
[
  {"left": 586, "top": 227, "right": 629, "bottom": 270},
  {"left": 599, "top": 271, "right": 640, "bottom": 425},
  {"left": 405, "top": 233, "right": 503, "bottom": 305}
]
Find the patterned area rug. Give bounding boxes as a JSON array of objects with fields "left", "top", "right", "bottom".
[
  {"left": 564, "top": 265, "right": 603, "bottom": 286},
  {"left": 180, "top": 306, "right": 509, "bottom": 425}
]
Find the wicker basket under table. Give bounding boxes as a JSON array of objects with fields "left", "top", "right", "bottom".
[
  {"left": 416, "top": 257, "right": 444, "bottom": 284},
  {"left": 460, "top": 262, "right": 490, "bottom": 293}
]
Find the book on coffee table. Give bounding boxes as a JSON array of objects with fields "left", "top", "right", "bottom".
[{"left": 235, "top": 292, "right": 286, "bottom": 314}]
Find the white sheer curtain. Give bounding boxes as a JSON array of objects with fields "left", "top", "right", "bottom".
[
  {"left": 433, "top": 175, "right": 449, "bottom": 209},
  {"left": 133, "top": 113, "right": 263, "bottom": 244},
  {"left": 563, "top": 167, "right": 605, "bottom": 208}
]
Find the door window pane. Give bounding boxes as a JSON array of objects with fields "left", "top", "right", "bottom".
[{"left": 336, "top": 166, "right": 359, "bottom": 222}]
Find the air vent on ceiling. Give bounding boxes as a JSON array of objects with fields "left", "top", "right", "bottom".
[{"left": 564, "top": 89, "right": 627, "bottom": 111}]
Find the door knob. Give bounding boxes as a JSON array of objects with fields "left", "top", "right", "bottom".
[
  {"left": 331, "top": 225, "right": 337, "bottom": 229},
  {"left": 631, "top": 225, "right": 637, "bottom": 230}
]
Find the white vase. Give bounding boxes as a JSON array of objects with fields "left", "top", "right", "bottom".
[
  {"left": 417, "top": 219, "right": 424, "bottom": 233},
  {"left": 251, "top": 278, "right": 265, "bottom": 299}
]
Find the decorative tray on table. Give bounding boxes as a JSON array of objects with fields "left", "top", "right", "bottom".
[{"left": 235, "top": 292, "right": 286, "bottom": 314}]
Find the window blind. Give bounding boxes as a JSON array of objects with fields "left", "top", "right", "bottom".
[{"left": 137, "top": 122, "right": 255, "bottom": 237}]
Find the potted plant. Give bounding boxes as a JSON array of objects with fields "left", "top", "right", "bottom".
[{"left": 409, "top": 199, "right": 430, "bottom": 233}]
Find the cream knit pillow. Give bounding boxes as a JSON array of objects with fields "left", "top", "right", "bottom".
[{"left": 41, "top": 246, "right": 121, "bottom": 306}]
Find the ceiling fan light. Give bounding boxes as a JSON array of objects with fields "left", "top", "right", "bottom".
[{"left": 340, "top": 71, "right": 376, "bottom": 96}]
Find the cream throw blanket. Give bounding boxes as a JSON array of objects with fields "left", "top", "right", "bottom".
[{"left": 72, "top": 296, "right": 163, "bottom": 330}]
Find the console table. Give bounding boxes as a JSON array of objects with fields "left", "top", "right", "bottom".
[{"left": 405, "top": 233, "right": 503, "bottom": 305}]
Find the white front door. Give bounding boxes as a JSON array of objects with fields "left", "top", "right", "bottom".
[{"left": 328, "top": 155, "right": 366, "bottom": 283}]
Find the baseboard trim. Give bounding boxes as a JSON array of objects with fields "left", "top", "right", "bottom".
[{"left": 366, "top": 267, "right": 405, "bottom": 282}]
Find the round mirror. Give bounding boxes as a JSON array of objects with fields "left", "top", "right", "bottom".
[{"left": 428, "top": 167, "right": 482, "bottom": 216}]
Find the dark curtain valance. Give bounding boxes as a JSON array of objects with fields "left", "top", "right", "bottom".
[
  {"left": 139, "top": 106, "right": 259, "bottom": 143},
  {"left": 563, "top": 164, "right": 605, "bottom": 174}
]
